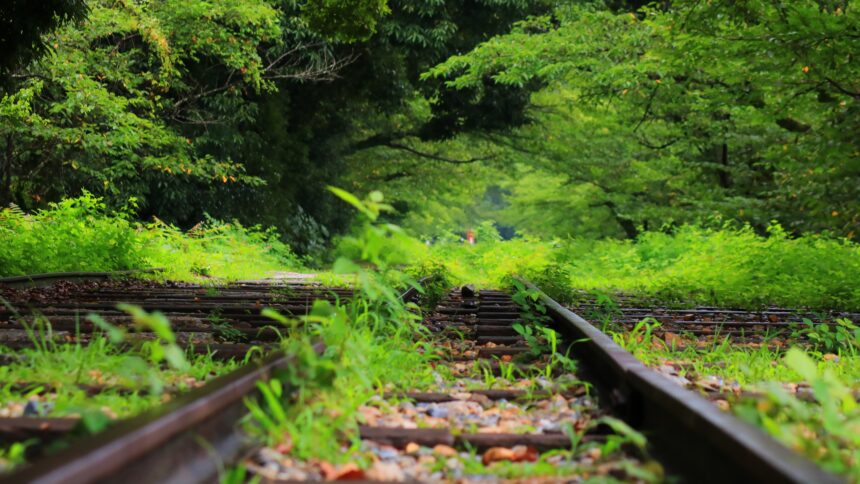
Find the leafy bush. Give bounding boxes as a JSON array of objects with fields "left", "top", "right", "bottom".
[
  {"left": 428, "top": 235, "right": 556, "bottom": 288},
  {"left": 404, "top": 258, "right": 453, "bottom": 309},
  {"left": 0, "top": 193, "right": 144, "bottom": 276},
  {"left": 0, "top": 193, "right": 301, "bottom": 280},
  {"left": 561, "top": 225, "right": 860, "bottom": 310},
  {"left": 424, "top": 224, "right": 860, "bottom": 310},
  {"left": 141, "top": 216, "right": 302, "bottom": 281}
]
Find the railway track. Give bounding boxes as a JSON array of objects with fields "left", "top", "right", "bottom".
[
  {"left": 567, "top": 289, "right": 860, "bottom": 421},
  {"left": 0, "top": 275, "right": 344, "bottom": 481},
  {"left": 569, "top": 291, "right": 860, "bottom": 346},
  {"left": 0, "top": 276, "right": 843, "bottom": 482},
  {"left": 243, "top": 287, "right": 654, "bottom": 481},
  {"left": 0, "top": 278, "right": 351, "bottom": 357}
]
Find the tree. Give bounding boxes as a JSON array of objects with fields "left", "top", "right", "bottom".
[
  {"left": 0, "top": 0, "right": 388, "bottom": 216},
  {"left": 0, "top": 0, "right": 550, "bottom": 252},
  {"left": 424, "top": 1, "right": 860, "bottom": 239},
  {"left": 202, "top": 0, "right": 550, "bottom": 251}
]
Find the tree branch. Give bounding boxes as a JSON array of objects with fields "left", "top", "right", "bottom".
[
  {"left": 824, "top": 77, "right": 860, "bottom": 99},
  {"left": 347, "top": 131, "right": 417, "bottom": 154},
  {"left": 262, "top": 43, "right": 356, "bottom": 82},
  {"left": 637, "top": 135, "right": 681, "bottom": 150},
  {"left": 633, "top": 84, "right": 661, "bottom": 132},
  {"left": 384, "top": 142, "right": 496, "bottom": 164}
]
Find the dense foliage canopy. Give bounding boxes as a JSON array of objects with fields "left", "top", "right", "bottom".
[
  {"left": 0, "top": 0, "right": 87, "bottom": 77},
  {"left": 1, "top": 0, "right": 857, "bottom": 250},
  {"left": 425, "top": 0, "right": 859, "bottom": 239}
]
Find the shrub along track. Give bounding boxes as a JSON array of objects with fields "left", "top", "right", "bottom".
[{"left": 0, "top": 277, "right": 842, "bottom": 483}]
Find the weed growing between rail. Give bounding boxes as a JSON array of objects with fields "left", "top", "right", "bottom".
[
  {"left": 0, "top": 193, "right": 302, "bottom": 281},
  {"left": 0, "top": 442, "right": 27, "bottom": 474},
  {"left": 608, "top": 316, "right": 860, "bottom": 480},
  {"left": 243, "top": 190, "right": 442, "bottom": 463},
  {"left": 0, "top": 305, "right": 238, "bottom": 474},
  {"left": 734, "top": 349, "right": 860, "bottom": 480},
  {"left": 0, "top": 343, "right": 235, "bottom": 415},
  {"left": 237, "top": 190, "right": 663, "bottom": 481},
  {"left": 1, "top": 304, "right": 239, "bottom": 409}
]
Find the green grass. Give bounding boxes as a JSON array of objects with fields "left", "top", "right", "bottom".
[
  {"left": 0, "top": 193, "right": 302, "bottom": 281},
  {"left": 0, "top": 306, "right": 240, "bottom": 475},
  {"left": 614, "top": 329, "right": 860, "bottom": 389},
  {"left": 0, "top": 339, "right": 238, "bottom": 474},
  {"left": 609, "top": 321, "right": 860, "bottom": 480},
  {"left": 236, "top": 191, "right": 663, "bottom": 481},
  {"left": 425, "top": 224, "right": 860, "bottom": 310},
  {"left": 0, "top": 335, "right": 239, "bottom": 419}
]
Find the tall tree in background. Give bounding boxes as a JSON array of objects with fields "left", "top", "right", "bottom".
[
  {"left": 202, "top": 0, "right": 550, "bottom": 251},
  {"left": 0, "top": 0, "right": 389, "bottom": 219},
  {"left": 0, "top": 0, "right": 547, "bottom": 253},
  {"left": 426, "top": 1, "right": 859, "bottom": 239}
]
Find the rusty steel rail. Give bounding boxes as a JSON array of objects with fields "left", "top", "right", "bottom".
[
  {"left": 0, "top": 279, "right": 352, "bottom": 354},
  {"left": 0, "top": 269, "right": 165, "bottom": 288},
  {"left": 0, "top": 348, "right": 322, "bottom": 484},
  {"left": 520, "top": 279, "right": 841, "bottom": 484},
  {"left": 0, "top": 278, "right": 420, "bottom": 483}
]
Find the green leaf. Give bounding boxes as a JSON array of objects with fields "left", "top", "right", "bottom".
[
  {"left": 88, "top": 313, "right": 126, "bottom": 343},
  {"left": 79, "top": 410, "right": 112, "bottom": 434},
  {"left": 327, "top": 186, "right": 376, "bottom": 220},
  {"left": 784, "top": 348, "right": 818, "bottom": 382},
  {"left": 332, "top": 257, "right": 361, "bottom": 274},
  {"left": 598, "top": 416, "right": 647, "bottom": 450},
  {"left": 163, "top": 345, "right": 189, "bottom": 371},
  {"left": 261, "top": 308, "right": 291, "bottom": 325}
]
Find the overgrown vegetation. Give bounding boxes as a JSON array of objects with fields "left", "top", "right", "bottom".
[
  {"left": 244, "top": 190, "right": 439, "bottom": 462},
  {"left": 421, "top": 224, "right": 860, "bottom": 310},
  {"left": 736, "top": 349, "right": 860, "bottom": 480},
  {"left": 0, "top": 193, "right": 300, "bottom": 280},
  {"left": 0, "top": 304, "right": 239, "bottom": 415},
  {"left": 607, "top": 312, "right": 860, "bottom": 480},
  {"left": 3, "top": 0, "right": 859, "bottom": 478},
  {"left": 235, "top": 191, "right": 661, "bottom": 480},
  {"left": 0, "top": 304, "right": 239, "bottom": 474}
]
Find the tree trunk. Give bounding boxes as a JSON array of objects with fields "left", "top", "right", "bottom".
[
  {"left": 616, "top": 216, "right": 640, "bottom": 239},
  {"left": 602, "top": 200, "right": 639, "bottom": 239},
  {"left": 718, "top": 142, "right": 732, "bottom": 189},
  {"left": 0, "top": 134, "right": 13, "bottom": 207}
]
